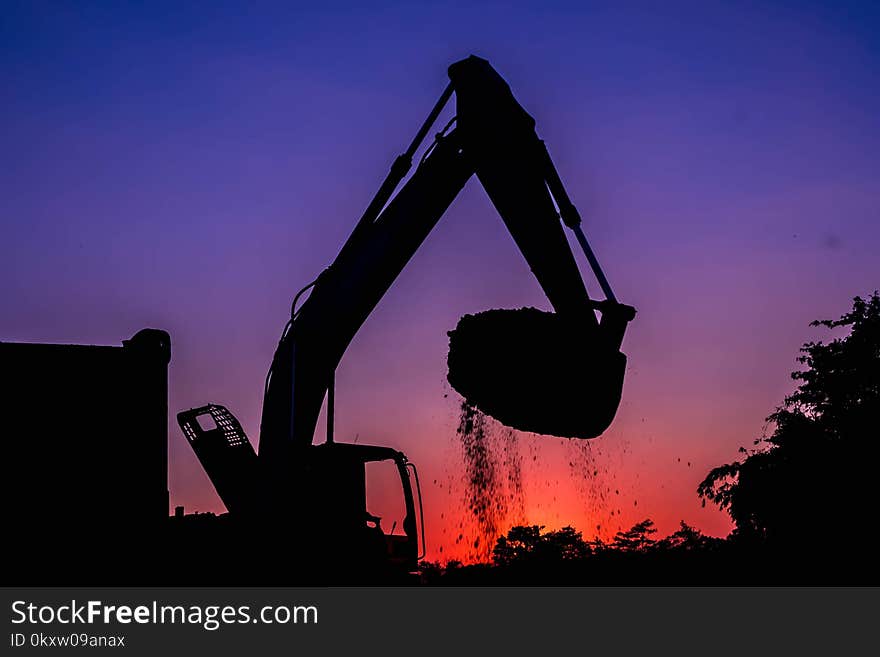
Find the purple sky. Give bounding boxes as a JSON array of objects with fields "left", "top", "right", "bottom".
[{"left": 3, "top": 1, "right": 878, "bottom": 560}]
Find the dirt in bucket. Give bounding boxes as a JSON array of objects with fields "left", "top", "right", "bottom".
[{"left": 446, "top": 307, "right": 626, "bottom": 439}]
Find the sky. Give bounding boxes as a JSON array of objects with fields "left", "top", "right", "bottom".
[{"left": 2, "top": 1, "right": 878, "bottom": 561}]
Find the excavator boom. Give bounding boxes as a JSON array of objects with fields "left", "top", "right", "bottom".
[{"left": 259, "top": 56, "right": 633, "bottom": 477}]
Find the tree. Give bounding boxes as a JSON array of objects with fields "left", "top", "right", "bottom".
[
  {"left": 611, "top": 519, "right": 657, "bottom": 552},
  {"left": 542, "top": 526, "right": 592, "bottom": 561},
  {"left": 492, "top": 525, "right": 590, "bottom": 566},
  {"left": 492, "top": 525, "right": 544, "bottom": 566},
  {"left": 698, "top": 293, "right": 880, "bottom": 550},
  {"left": 658, "top": 521, "right": 721, "bottom": 552}
]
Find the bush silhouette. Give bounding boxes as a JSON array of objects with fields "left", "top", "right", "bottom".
[
  {"left": 492, "top": 525, "right": 591, "bottom": 566},
  {"left": 698, "top": 293, "right": 880, "bottom": 558}
]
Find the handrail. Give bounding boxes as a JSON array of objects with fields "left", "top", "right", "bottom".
[{"left": 407, "top": 462, "right": 426, "bottom": 560}]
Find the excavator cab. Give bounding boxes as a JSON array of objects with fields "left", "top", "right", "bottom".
[
  {"left": 177, "top": 405, "right": 424, "bottom": 577},
  {"left": 302, "top": 442, "right": 425, "bottom": 576}
]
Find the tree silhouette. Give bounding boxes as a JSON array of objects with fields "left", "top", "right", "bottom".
[
  {"left": 492, "top": 525, "right": 544, "bottom": 566},
  {"left": 698, "top": 293, "right": 880, "bottom": 555},
  {"left": 611, "top": 519, "right": 657, "bottom": 552},
  {"left": 657, "top": 521, "right": 721, "bottom": 552},
  {"left": 542, "top": 526, "right": 592, "bottom": 561},
  {"left": 492, "top": 525, "right": 590, "bottom": 566}
]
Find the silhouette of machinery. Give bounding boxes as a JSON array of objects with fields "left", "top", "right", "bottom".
[
  {"left": 0, "top": 57, "right": 633, "bottom": 584},
  {"left": 179, "top": 56, "right": 634, "bottom": 579},
  {"left": 1, "top": 329, "right": 170, "bottom": 582},
  {"left": 178, "top": 404, "right": 259, "bottom": 515}
]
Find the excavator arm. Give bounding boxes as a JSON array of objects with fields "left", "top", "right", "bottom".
[{"left": 259, "top": 56, "right": 633, "bottom": 477}]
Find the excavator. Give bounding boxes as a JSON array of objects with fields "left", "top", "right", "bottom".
[{"left": 177, "top": 56, "right": 635, "bottom": 582}]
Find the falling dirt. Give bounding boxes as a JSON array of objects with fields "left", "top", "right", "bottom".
[
  {"left": 500, "top": 426, "right": 526, "bottom": 524},
  {"left": 439, "top": 387, "right": 637, "bottom": 562},
  {"left": 456, "top": 402, "right": 499, "bottom": 551},
  {"left": 444, "top": 400, "right": 528, "bottom": 561},
  {"left": 563, "top": 437, "right": 633, "bottom": 540},
  {"left": 457, "top": 401, "right": 499, "bottom": 540}
]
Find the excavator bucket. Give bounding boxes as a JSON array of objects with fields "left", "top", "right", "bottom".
[{"left": 447, "top": 308, "right": 627, "bottom": 439}]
